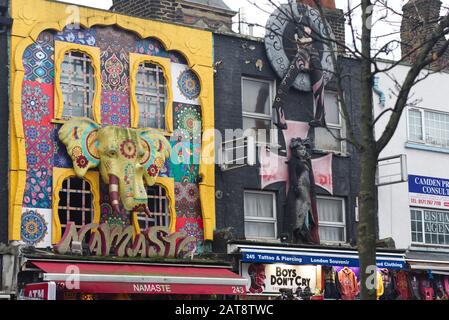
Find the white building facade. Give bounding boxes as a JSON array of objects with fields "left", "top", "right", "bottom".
[{"left": 374, "top": 60, "right": 449, "bottom": 272}]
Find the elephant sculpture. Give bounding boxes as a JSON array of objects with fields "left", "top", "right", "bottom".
[{"left": 59, "top": 117, "right": 171, "bottom": 216}]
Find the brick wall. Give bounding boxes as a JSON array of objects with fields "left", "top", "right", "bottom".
[
  {"left": 400, "top": 0, "right": 449, "bottom": 66},
  {"left": 112, "top": 0, "right": 179, "bottom": 22},
  {"left": 111, "top": 0, "right": 235, "bottom": 31},
  {"left": 297, "top": 0, "right": 346, "bottom": 54}
]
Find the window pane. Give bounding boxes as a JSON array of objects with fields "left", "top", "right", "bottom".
[
  {"left": 319, "top": 226, "right": 345, "bottom": 242},
  {"left": 245, "top": 221, "right": 276, "bottom": 239},
  {"left": 242, "top": 79, "right": 271, "bottom": 115},
  {"left": 315, "top": 127, "right": 342, "bottom": 152},
  {"left": 136, "top": 62, "right": 167, "bottom": 130},
  {"left": 244, "top": 192, "right": 274, "bottom": 218},
  {"left": 317, "top": 198, "right": 344, "bottom": 223},
  {"left": 137, "top": 184, "right": 170, "bottom": 230},
  {"left": 58, "top": 177, "right": 93, "bottom": 242},
  {"left": 61, "top": 51, "right": 95, "bottom": 119},
  {"left": 424, "top": 111, "right": 449, "bottom": 148},
  {"left": 410, "top": 209, "right": 423, "bottom": 243},
  {"left": 420, "top": 209, "right": 449, "bottom": 245},
  {"left": 408, "top": 109, "right": 423, "bottom": 141},
  {"left": 243, "top": 117, "right": 271, "bottom": 144},
  {"left": 324, "top": 92, "right": 340, "bottom": 125}
]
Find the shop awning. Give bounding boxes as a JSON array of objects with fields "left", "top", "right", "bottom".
[
  {"left": 406, "top": 251, "right": 449, "bottom": 272},
  {"left": 229, "top": 243, "right": 406, "bottom": 269},
  {"left": 31, "top": 261, "right": 248, "bottom": 295}
]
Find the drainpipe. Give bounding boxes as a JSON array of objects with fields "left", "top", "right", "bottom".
[
  {"left": 373, "top": 75, "right": 386, "bottom": 108},
  {"left": 0, "top": 0, "right": 13, "bottom": 298}
]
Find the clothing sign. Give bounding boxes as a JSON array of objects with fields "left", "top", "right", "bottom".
[
  {"left": 23, "top": 282, "right": 56, "bottom": 300},
  {"left": 409, "top": 175, "right": 449, "bottom": 210},
  {"left": 241, "top": 251, "right": 405, "bottom": 270},
  {"left": 241, "top": 263, "right": 317, "bottom": 295}
]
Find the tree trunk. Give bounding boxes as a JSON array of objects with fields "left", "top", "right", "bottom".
[
  {"left": 358, "top": 0, "right": 378, "bottom": 300},
  {"left": 358, "top": 148, "right": 378, "bottom": 300}
]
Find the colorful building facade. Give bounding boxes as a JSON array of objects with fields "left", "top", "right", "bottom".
[
  {"left": 9, "top": 0, "right": 215, "bottom": 248},
  {"left": 1, "top": 0, "right": 251, "bottom": 300}
]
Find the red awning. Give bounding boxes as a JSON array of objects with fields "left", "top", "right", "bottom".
[{"left": 31, "top": 261, "right": 247, "bottom": 295}]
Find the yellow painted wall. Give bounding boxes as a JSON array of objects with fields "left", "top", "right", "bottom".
[{"left": 9, "top": 0, "right": 215, "bottom": 241}]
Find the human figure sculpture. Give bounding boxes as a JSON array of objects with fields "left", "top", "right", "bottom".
[
  {"left": 273, "top": 13, "right": 326, "bottom": 130},
  {"left": 285, "top": 138, "right": 320, "bottom": 244}
]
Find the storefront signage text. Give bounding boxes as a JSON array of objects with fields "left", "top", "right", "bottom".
[
  {"left": 242, "top": 251, "right": 405, "bottom": 269},
  {"left": 241, "top": 263, "right": 317, "bottom": 295},
  {"left": 271, "top": 267, "right": 311, "bottom": 287},
  {"left": 409, "top": 175, "right": 449, "bottom": 210},
  {"left": 54, "top": 222, "right": 196, "bottom": 258}
]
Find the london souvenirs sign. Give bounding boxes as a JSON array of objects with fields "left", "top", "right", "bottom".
[
  {"left": 54, "top": 222, "right": 196, "bottom": 258},
  {"left": 409, "top": 174, "right": 449, "bottom": 210}
]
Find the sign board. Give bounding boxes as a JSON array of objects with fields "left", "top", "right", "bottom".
[
  {"left": 241, "top": 263, "right": 317, "bottom": 295},
  {"left": 241, "top": 251, "right": 405, "bottom": 270},
  {"left": 54, "top": 223, "right": 196, "bottom": 258},
  {"left": 23, "top": 282, "right": 56, "bottom": 300},
  {"left": 409, "top": 175, "right": 449, "bottom": 210}
]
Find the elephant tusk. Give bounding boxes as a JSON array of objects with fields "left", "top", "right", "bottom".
[
  {"left": 109, "top": 174, "right": 121, "bottom": 214},
  {"left": 144, "top": 205, "right": 153, "bottom": 218}
]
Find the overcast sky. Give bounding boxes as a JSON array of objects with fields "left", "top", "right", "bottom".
[{"left": 57, "top": 0, "right": 449, "bottom": 60}]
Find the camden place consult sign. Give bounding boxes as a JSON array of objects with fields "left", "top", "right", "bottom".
[{"left": 409, "top": 175, "right": 449, "bottom": 210}]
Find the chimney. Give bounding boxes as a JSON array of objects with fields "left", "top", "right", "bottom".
[
  {"left": 297, "top": 0, "right": 346, "bottom": 54},
  {"left": 401, "top": 0, "right": 442, "bottom": 62}
]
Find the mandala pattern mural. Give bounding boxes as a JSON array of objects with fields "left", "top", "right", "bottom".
[
  {"left": 174, "top": 103, "right": 202, "bottom": 141},
  {"left": 23, "top": 31, "right": 54, "bottom": 84},
  {"left": 23, "top": 167, "right": 52, "bottom": 209},
  {"left": 101, "top": 47, "right": 130, "bottom": 92},
  {"left": 158, "top": 159, "right": 172, "bottom": 178},
  {"left": 135, "top": 38, "right": 187, "bottom": 64},
  {"left": 55, "top": 27, "right": 96, "bottom": 46},
  {"left": 96, "top": 26, "right": 136, "bottom": 53},
  {"left": 21, "top": 209, "right": 51, "bottom": 247},
  {"left": 177, "top": 69, "right": 200, "bottom": 100},
  {"left": 53, "top": 126, "right": 73, "bottom": 169},
  {"left": 22, "top": 81, "right": 53, "bottom": 124},
  {"left": 171, "top": 141, "right": 201, "bottom": 166},
  {"left": 97, "top": 26, "right": 135, "bottom": 92},
  {"left": 176, "top": 217, "right": 204, "bottom": 253},
  {"left": 24, "top": 123, "right": 55, "bottom": 169},
  {"left": 172, "top": 163, "right": 200, "bottom": 184},
  {"left": 171, "top": 63, "right": 200, "bottom": 105},
  {"left": 101, "top": 90, "right": 130, "bottom": 127},
  {"left": 175, "top": 182, "right": 201, "bottom": 219}
]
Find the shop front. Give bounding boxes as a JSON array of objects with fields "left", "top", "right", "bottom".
[
  {"left": 405, "top": 251, "right": 449, "bottom": 300},
  {"left": 19, "top": 257, "right": 247, "bottom": 300},
  {"left": 228, "top": 241, "right": 407, "bottom": 300}
]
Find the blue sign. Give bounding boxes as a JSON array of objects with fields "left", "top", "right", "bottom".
[
  {"left": 409, "top": 175, "right": 449, "bottom": 196},
  {"left": 241, "top": 251, "right": 405, "bottom": 270}
]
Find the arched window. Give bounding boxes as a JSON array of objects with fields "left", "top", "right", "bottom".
[
  {"left": 58, "top": 177, "right": 94, "bottom": 237},
  {"left": 135, "top": 185, "right": 170, "bottom": 230},
  {"left": 136, "top": 62, "right": 167, "bottom": 130},
  {"left": 60, "top": 50, "right": 95, "bottom": 119}
]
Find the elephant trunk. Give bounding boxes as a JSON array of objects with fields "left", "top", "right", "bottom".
[
  {"left": 109, "top": 174, "right": 153, "bottom": 217},
  {"left": 109, "top": 174, "right": 122, "bottom": 214}
]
